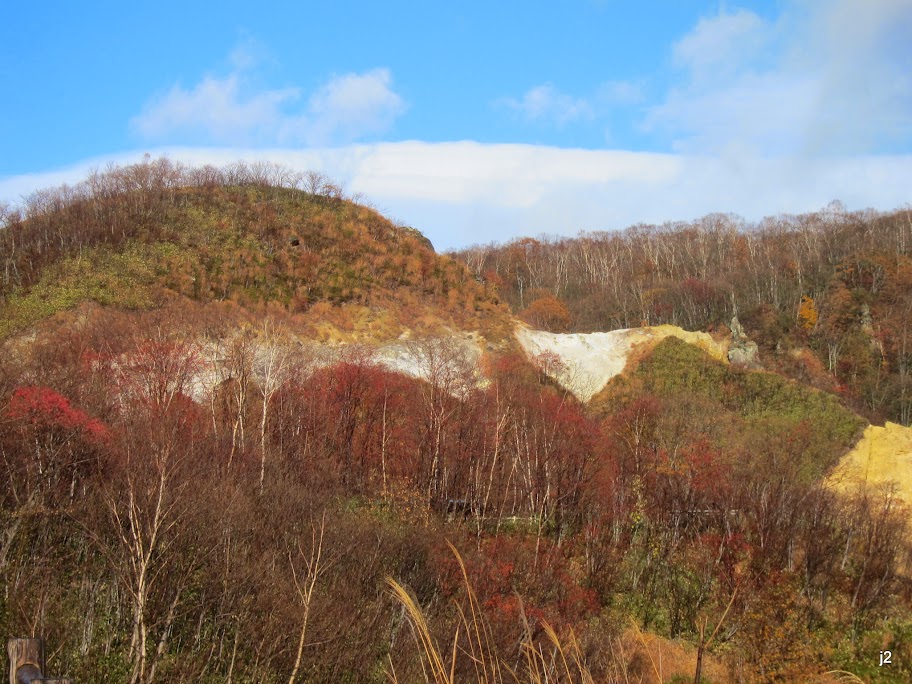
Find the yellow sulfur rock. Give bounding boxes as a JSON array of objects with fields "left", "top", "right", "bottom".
[{"left": 828, "top": 422, "right": 912, "bottom": 504}]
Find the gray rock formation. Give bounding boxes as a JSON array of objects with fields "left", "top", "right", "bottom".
[{"left": 728, "top": 316, "right": 760, "bottom": 368}]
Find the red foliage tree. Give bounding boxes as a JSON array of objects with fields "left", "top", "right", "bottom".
[{"left": 6, "top": 386, "right": 108, "bottom": 443}]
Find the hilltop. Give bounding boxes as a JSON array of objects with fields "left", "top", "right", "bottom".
[{"left": 0, "top": 158, "right": 509, "bottom": 342}]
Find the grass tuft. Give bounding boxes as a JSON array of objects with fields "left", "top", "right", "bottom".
[{"left": 387, "top": 541, "right": 603, "bottom": 684}]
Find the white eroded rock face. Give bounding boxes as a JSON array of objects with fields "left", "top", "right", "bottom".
[
  {"left": 373, "top": 333, "right": 485, "bottom": 396},
  {"left": 121, "top": 323, "right": 720, "bottom": 407},
  {"left": 178, "top": 331, "right": 486, "bottom": 402},
  {"left": 515, "top": 324, "right": 727, "bottom": 402}
]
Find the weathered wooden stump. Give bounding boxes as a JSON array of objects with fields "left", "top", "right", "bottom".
[{"left": 7, "top": 639, "right": 71, "bottom": 684}]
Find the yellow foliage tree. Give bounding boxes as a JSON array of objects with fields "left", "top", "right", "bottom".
[{"left": 797, "top": 295, "right": 818, "bottom": 330}]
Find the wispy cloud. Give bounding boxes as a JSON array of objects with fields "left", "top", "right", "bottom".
[
  {"left": 131, "top": 75, "right": 298, "bottom": 143},
  {"left": 499, "top": 84, "right": 594, "bottom": 125},
  {"left": 671, "top": 8, "right": 772, "bottom": 83},
  {"left": 131, "top": 62, "right": 406, "bottom": 146},
  {"left": 498, "top": 78, "right": 642, "bottom": 128},
  {"left": 645, "top": 0, "right": 912, "bottom": 156},
  {"left": 294, "top": 69, "right": 406, "bottom": 144},
  {"left": 595, "top": 80, "right": 644, "bottom": 106},
  {"left": 4, "top": 143, "right": 910, "bottom": 250}
]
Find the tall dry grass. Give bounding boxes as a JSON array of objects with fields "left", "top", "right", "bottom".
[
  {"left": 386, "top": 541, "right": 628, "bottom": 684},
  {"left": 386, "top": 542, "right": 873, "bottom": 684}
]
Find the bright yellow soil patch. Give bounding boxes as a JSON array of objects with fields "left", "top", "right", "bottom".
[
  {"left": 828, "top": 422, "right": 912, "bottom": 503},
  {"left": 637, "top": 324, "right": 729, "bottom": 361}
]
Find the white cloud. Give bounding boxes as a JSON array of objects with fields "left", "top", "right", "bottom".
[
  {"left": 646, "top": 1, "right": 912, "bottom": 156},
  {"left": 498, "top": 79, "right": 643, "bottom": 129},
  {"left": 672, "top": 8, "right": 771, "bottom": 82},
  {"left": 292, "top": 69, "right": 406, "bottom": 144},
  {"left": 500, "top": 84, "right": 594, "bottom": 125},
  {"left": 3, "top": 143, "right": 910, "bottom": 250},
  {"left": 132, "top": 66, "right": 406, "bottom": 146},
  {"left": 132, "top": 75, "right": 299, "bottom": 142},
  {"left": 596, "top": 80, "right": 644, "bottom": 105},
  {"left": 802, "top": 0, "right": 912, "bottom": 154}
]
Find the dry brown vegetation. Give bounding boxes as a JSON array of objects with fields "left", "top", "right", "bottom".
[
  {"left": 1, "top": 163, "right": 911, "bottom": 682},
  {"left": 1, "top": 309, "right": 909, "bottom": 682},
  {"left": 0, "top": 157, "right": 511, "bottom": 341},
  {"left": 452, "top": 205, "right": 912, "bottom": 425}
]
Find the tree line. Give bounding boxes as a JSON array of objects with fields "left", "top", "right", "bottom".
[
  {"left": 451, "top": 203, "right": 912, "bottom": 425},
  {"left": 1, "top": 308, "right": 909, "bottom": 682}
]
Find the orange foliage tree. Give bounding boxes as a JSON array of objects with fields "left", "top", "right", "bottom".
[{"left": 520, "top": 294, "right": 572, "bottom": 332}]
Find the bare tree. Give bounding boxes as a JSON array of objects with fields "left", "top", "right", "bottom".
[
  {"left": 254, "top": 320, "right": 291, "bottom": 492},
  {"left": 287, "top": 513, "right": 326, "bottom": 684},
  {"left": 404, "top": 336, "right": 476, "bottom": 504}
]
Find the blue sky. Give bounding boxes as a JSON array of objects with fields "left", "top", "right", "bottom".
[{"left": 2, "top": 0, "right": 911, "bottom": 249}]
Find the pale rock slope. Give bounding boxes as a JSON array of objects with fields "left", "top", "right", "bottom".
[
  {"left": 828, "top": 422, "right": 912, "bottom": 505},
  {"left": 515, "top": 324, "right": 727, "bottom": 402},
  {"left": 183, "top": 331, "right": 485, "bottom": 402},
  {"left": 180, "top": 322, "right": 723, "bottom": 406},
  {"left": 374, "top": 333, "right": 484, "bottom": 388}
]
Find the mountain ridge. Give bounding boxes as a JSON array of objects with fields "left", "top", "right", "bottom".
[{"left": 0, "top": 158, "right": 509, "bottom": 341}]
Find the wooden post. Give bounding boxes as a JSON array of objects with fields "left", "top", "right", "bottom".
[
  {"left": 7, "top": 639, "right": 43, "bottom": 684},
  {"left": 7, "top": 638, "right": 72, "bottom": 684}
]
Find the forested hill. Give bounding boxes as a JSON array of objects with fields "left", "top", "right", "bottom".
[
  {"left": 451, "top": 206, "right": 912, "bottom": 424},
  {"left": 2, "top": 160, "right": 912, "bottom": 682},
  {"left": 0, "top": 157, "right": 507, "bottom": 340}
]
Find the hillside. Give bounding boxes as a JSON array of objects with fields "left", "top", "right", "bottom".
[
  {"left": 452, "top": 208, "right": 912, "bottom": 426},
  {"left": 0, "top": 158, "right": 509, "bottom": 341},
  {"left": 1, "top": 160, "right": 911, "bottom": 683},
  {"left": 592, "top": 336, "right": 865, "bottom": 479},
  {"left": 515, "top": 323, "right": 727, "bottom": 401}
]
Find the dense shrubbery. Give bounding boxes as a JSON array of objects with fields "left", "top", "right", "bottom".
[
  {"left": 595, "top": 337, "right": 865, "bottom": 477},
  {"left": 1, "top": 314, "right": 909, "bottom": 682},
  {"left": 453, "top": 206, "right": 912, "bottom": 425},
  {"left": 0, "top": 158, "right": 505, "bottom": 338},
  {"left": 2, "top": 163, "right": 911, "bottom": 681}
]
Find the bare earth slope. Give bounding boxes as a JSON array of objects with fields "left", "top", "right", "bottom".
[
  {"left": 828, "top": 421, "right": 912, "bottom": 504},
  {"left": 514, "top": 323, "right": 728, "bottom": 401}
]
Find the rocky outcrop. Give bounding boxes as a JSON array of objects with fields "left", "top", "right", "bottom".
[
  {"left": 727, "top": 316, "right": 760, "bottom": 368},
  {"left": 515, "top": 324, "right": 728, "bottom": 402}
]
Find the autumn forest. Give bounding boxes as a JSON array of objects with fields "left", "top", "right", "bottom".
[{"left": 1, "top": 158, "right": 910, "bottom": 683}]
